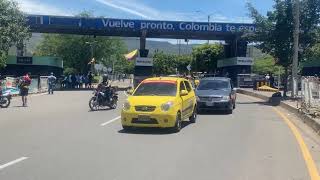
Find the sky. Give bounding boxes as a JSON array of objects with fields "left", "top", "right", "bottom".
[{"left": 14, "top": 0, "right": 275, "bottom": 44}]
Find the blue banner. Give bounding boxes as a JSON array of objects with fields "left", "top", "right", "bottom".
[{"left": 28, "top": 15, "right": 256, "bottom": 34}]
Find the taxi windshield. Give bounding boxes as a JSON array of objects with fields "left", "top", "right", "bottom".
[
  {"left": 198, "top": 80, "right": 230, "bottom": 90},
  {"left": 133, "top": 81, "right": 177, "bottom": 96}
]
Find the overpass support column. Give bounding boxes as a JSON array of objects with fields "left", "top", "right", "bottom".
[
  {"left": 139, "top": 30, "right": 149, "bottom": 57},
  {"left": 16, "top": 41, "right": 25, "bottom": 56}
]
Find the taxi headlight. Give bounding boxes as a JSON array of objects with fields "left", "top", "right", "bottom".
[
  {"left": 161, "top": 101, "right": 174, "bottom": 112},
  {"left": 123, "top": 101, "right": 131, "bottom": 111},
  {"left": 222, "top": 96, "right": 230, "bottom": 101}
]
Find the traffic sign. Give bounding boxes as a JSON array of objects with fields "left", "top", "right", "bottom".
[{"left": 187, "top": 64, "right": 191, "bottom": 71}]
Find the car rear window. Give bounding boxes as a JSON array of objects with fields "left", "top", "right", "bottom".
[
  {"left": 134, "top": 81, "right": 177, "bottom": 96},
  {"left": 198, "top": 80, "right": 230, "bottom": 90}
]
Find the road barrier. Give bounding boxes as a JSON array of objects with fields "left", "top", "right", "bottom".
[
  {"left": 253, "top": 79, "right": 271, "bottom": 90},
  {"left": 300, "top": 77, "right": 320, "bottom": 117},
  {"left": 1, "top": 76, "right": 49, "bottom": 96}
]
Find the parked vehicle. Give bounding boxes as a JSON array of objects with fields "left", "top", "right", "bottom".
[{"left": 0, "top": 88, "right": 12, "bottom": 108}]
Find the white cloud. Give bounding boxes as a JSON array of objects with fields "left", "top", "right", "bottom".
[
  {"left": 14, "top": 0, "right": 72, "bottom": 16},
  {"left": 94, "top": 0, "right": 252, "bottom": 23},
  {"left": 95, "top": 0, "right": 154, "bottom": 19}
]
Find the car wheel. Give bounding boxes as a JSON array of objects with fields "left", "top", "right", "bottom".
[
  {"left": 189, "top": 107, "right": 197, "bottom": 123},
  {"left": 172, "top": 112, "right": 182, "bottom": 133}
]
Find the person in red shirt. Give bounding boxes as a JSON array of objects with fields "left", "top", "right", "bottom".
[{"left": 19, "top": 73, "right": 31, "bottom": 107}]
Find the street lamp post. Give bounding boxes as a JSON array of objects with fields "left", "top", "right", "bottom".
[
  {"left": 85, "top": 41, "right": 98, "bottom": 74},
  {"left": 195, "top": 11, "right": 217, "bottom": 44}
]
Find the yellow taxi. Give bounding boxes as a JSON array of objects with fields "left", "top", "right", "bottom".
[{"left": 121, "top": 77, "right": 197, "bottom": 132}]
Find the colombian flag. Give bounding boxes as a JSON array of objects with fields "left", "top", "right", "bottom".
[{"left": 124, "top": 49, "right": 138, "bottom": 61}]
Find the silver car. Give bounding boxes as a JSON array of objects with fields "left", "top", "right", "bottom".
[{"left": 195, "top": 77, "right": 236, "bottom": 114}]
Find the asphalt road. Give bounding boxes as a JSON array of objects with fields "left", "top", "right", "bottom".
[{"left": 0, "top": 91, "right": 319, "bottom": 180}]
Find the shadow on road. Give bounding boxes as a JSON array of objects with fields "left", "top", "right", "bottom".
[
  {"left": 56, "top": 88, "right": 94, "bottom": 91},
  {"left": 198, "top": 110, "right": 231, "bottom": 115},
  {"left": 88, "top": 108, "right": 114, "bottom": 112},
  {"left": 118, "top": 121, "right": 192, "bottom": 135},
  {"left": 10, "top": 105, "right": 26, "bottom": 108}
]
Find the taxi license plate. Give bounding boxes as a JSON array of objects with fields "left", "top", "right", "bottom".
[{"left": 138, "top": 115, "right": 151, "bottom": 121}]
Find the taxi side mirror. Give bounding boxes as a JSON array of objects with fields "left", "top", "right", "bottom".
[
  {"left": 180, "top": 90, "right": 189, "bottom": 96},
  {"left": 127, "top": 89, "right": 134, "bottom": 95}
]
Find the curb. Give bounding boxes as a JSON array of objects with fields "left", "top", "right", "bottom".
[{"left": 237, "top": 89, "right": 320, "bottom": 136}]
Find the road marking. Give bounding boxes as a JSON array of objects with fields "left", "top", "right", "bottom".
[
  {"left": 273, "top": 108, "right": 320, "bottom": 180},
  {"left": 123, "top": 91, "right": 128, "bottom": 97},
  {"left": 0, "top": 157, "right": 29, "bottom": 170},
  {"left": 241, "top": 94, "right": 320, "bottom": 179},
  {"left": 100, "top": 116, "right": 121, "bottom": 126}
]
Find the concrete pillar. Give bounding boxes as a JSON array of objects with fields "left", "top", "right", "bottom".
[
  {"left": 139, "top": 30, "right": 148, "bottom": 57},
  {"left": 16, "top": 41, "right": 25, "bottom": 56}
]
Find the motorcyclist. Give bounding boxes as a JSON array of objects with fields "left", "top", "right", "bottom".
[{"left": 97, "top": 74, "right": 111, "bottom": 101}]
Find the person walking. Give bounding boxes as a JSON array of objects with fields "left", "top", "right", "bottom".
[
  {"left": 68, "top": 74, "right": 72, "bottom": 88},
  {"left": 122, "top": 74, "right": 125, "bottom": 82},
  {"left": 71, "top": 74, "right": 76, "bottom": 89},
  {"left": 47, "top": 72, "right": 57, "bottom": 94},
  {"left": 88, "top": 72, "right": 93, "bottom": 88},
  {"left": 269, "top": 74, "right": 275, "bottom": 88},
  {"left": 19, "top": 73, "right": 31, "bottom": 107},
  {"left": 79, "top": 74, "right": 84, "bottom": 88},
  {"left": 76, "top": 74, "right": 80, "bottom": 88}
]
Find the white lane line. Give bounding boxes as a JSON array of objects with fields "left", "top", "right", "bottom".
[
  {"left": 0, "top": 157, "right": 29, "bottom": 170},
  {"left": 100, "top": 116, "right": 121, "bottom": 127}
]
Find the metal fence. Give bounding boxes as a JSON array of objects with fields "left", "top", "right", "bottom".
[
  {"left": 1, "top": 76, "right": 49, "bottom": 95},
  {"left": 300, "top": 76, "right": 320, "bottom": 116}
]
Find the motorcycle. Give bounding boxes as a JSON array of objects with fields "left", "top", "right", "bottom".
[
  {"left": 89, "top": 86, "right": 118, "bottom": 111},
  {"left": 0, "top": 89, "right": 12, "bottom": 108}
]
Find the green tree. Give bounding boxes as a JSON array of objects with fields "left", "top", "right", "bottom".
[
  {"left": 191, "top": 44, "right": 224, "bottom": 73},
  {"left": 35, "top": 34, "right": 128, "bottom": 74},
  {"left": 153, "top": 52, "right": 177, "bottom": 75},
  {"left": 247, "top": 0, "right": 320, "bottom": 96},
  {"left": 253, "top": 55, "right": 284, "bottom": 75},
  {"left": 0, "top": 0, "right": 30, "bottom": 68},
  {"left": 176, "top": 55, "right": 192, "bottom": 74}
]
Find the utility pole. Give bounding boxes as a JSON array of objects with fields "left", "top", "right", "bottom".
[
  {"left": 207, "top": 15, "right": 210, "bottom": 44},
  {"left": 178, "top": 39, "right": 181, "bottom": 56},
  {"left": 292, "top": 0, "right": 300, "bottom": 98}
]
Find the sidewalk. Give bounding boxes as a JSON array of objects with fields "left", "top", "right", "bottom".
[
  {"left": 240, "top": 88, "right": 299, "bottom": 109},
  {"left": 238, "top": 88, "right": 320, "bottom": 136},
  {"left": 109, "top": 79, "right": 132, "bottom": 89}
]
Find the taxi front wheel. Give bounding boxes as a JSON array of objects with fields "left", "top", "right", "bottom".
[
  {"left": 189, "top": 107, "right": 197, "bottom": 123},
  {"left": 172, "top": 112, "right": 182, "bottom": 133}
]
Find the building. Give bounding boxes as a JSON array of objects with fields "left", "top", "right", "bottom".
[
  {"left": 1, "top": 56, "right": 63, "bottom": 76},
  {"left": 217, "top": 57, "right": 254, "bottom": 85}
]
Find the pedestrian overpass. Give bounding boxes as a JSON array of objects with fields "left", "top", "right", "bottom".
[
  {"left": 25, "top": 15, "right": 256, "bottom": 85},
  {"left": 26, "top": 15, "right": 255, "bottom": 57}
]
